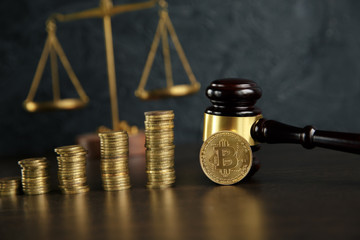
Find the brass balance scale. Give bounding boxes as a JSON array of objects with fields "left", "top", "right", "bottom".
[{"left": 23, "top": 0, "right": 200, "bottom": 132}]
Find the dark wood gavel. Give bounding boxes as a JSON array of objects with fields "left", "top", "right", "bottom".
[{"left": 202, "top": 78, "right": 360, "bottom": 182}]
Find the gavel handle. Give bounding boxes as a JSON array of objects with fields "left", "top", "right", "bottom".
[{"left": 251, "top": 118, "right": 360, "bottom": 154}]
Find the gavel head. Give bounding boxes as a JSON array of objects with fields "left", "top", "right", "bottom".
[
  {"left": 200, "top": 78, "right": 263, "bottom": 185},
  {"left": 205, "top": 78, "right": 262, "bottom": 117}
]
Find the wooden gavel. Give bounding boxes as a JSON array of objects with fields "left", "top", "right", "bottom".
[{"left": 201, "top": 78, "right": 360, "bottom": 183}]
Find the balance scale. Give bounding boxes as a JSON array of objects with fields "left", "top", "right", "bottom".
[{"left": 24, "top": 0, "right": 200, "bottom": 133}]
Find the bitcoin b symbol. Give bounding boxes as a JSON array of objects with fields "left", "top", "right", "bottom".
[{"left": 213, "top": 139, "right": 238, "bottom": 176}]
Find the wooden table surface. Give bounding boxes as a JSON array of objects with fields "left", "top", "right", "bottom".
[{"left": 0, "top": 144, "right": 359, "bottom": 240}]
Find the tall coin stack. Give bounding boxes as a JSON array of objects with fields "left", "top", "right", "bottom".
[
  {"left": 0, "top": 177, "right": 21, "bottom": 195},
  {"left": 55, "top": 145, "right": 90, "bottom": 194},
  {"left": 144, "top": 110, "right": 176, "bottom": 188},
  {"left": 99, "top": 131, "right": 131, "bottom": 191},
  {"left": 18, "top": 157, "right": 50, "bottom": 195}
]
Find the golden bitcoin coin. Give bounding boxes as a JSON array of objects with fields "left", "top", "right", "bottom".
[{"left": 199, "top": 131, "right": 252, "bottom": 185}]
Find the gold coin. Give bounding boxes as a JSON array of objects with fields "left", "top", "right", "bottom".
[
  {"left": 57, "top": 156, "right": 86, "bottom": 161},
  {"left": 23, "top": 189, "right": 50, "bottom": 195},
  {"left": 100, "top": 150, "right": 128, "bottom": 155},
  {"left": 100, "top": 162, "right": 128, "bottom": 168},
  {"left": 147, "top": 173, "right": 176, "bottom": 179},
  {"left": 0, "top": 177, "right": 21, "bottom": 184},
  {"left": 60, "top": 185, "right": 90, "bottom": 194},
  {"left": 0, "top": 191, "right": 18, "bottom": 196},
  {"left": 56, "top": 153, "right": 87, "bottom": 159},
  {"left": 18, "top": 158, "right": 48, "bottom": 167},
  {"left": 146, "top": 160, "right": 174, "bottom": 166},
  {"left": 144, "top": 115, "right": 174, "bottom": 121},
  {"left": 100, "top": 146, "right": 129, "bottom": 150},
  {"left": 102, "top": 184, "right": 131, "bottom": 189},
  {"left": 99, "top": 139, "right": 127, "bottom": 143},
  {"left": 58, "top": 166, "right": 85, "bottom": 171},
  {"left": 103, "top": 185, "right": 131, "bottom": 191},
  {"left": 102, "top": 179, "right": 130, "bottom": 184},
  {"left": 146, "top": 168, "right": 175, "bottom": 173},
  {"left": 59, "top": 177, "right": 87, "bottom": 184},
  {"left": 102, "top": 175, "right": 130, "bottom": 180},
  {"left": 144, "top": 110, "right": 174, "bottom": 116},
  {"left": 22, "top": 185, "right": 50, "bottom": 191},
  {"left": 102, "top": 180, "right": 130, "bottom": 184},
  {"left": 145, "top": 137, "right": 174, "bottom": 142},
  {"left": 146, "top": 152, "right": 174, "bottom": 159},
  {"left": 21, "top": 177, "right": 49, "bottom": 182},
  {"left": 58, "top": 161, "right": 86, "bottom": 165},
  {"left": 21, "top": 169, "right": 49, "bottom": 174},
  {"left": 103, "top": 183, "right": 131, "bottom": 188},
  {"left": 144, "top": 129, "right": 173, "bottom": 135},
  {"left": 55, "top": 145, "right": 85, "bottom": 152},
  {"left": 146, "top": 145, "right": 175, "bottom": 151},
  {"left": 101, "top": 165, "right": 128, "bottom": 171},
  {"left": 58, "top": 173, "right": 87, "bottom": 180},
  {"left": 99, "top": 130, "right": 127, "bottom": 136},
  {"left": 101, "top": 172, "right": 130, "bottom": 177},
  {"left": 100, "top": 146, "right": 128, "bottom": 150},
  {"left": 145, "top": 134, "right": 174, "bottom": 139},
  {"left": 145, "top": 145, "right": 173, "bottom": 150},
  {"left": 146, "top": 183, "right": 173, "bottom": 189},
  {"left": 199, "top": 131, "right": 252, "bottom": 185},
  {"left": 144, "top": 122, "right": 174, "bottom": 129}
]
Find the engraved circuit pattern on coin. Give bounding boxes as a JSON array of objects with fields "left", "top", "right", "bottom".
[{"left": 200, "top": 131, "right": 252, "bottom": 185}]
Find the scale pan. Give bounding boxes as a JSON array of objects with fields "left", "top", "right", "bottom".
[
  {"left": 135, "top": 82, "right": 200, "bottom": 100},
  {"left": 23, "top": 98, "right": 88, "bottom": 112}
]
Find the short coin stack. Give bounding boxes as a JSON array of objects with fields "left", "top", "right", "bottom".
[
  {"left": 18, "top": 157, "right": 50, "bottom": 195},
  {"left": 144, "top": 110, "right": 176, "bottom": 188},
  {"left": 0, "top": 177, "right": 21, "bottom": 195},
  {"left": 98, "top": 131, "right": 131, "bottom": 191},
  {"left": 55, "top": 145, "right": 90, "bottom": 194}
]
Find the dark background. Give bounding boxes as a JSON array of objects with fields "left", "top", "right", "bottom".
[{"left": 1, "top": 0, "right": 360, "bottom": 156}]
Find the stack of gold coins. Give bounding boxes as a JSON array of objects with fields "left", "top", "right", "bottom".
[
  {"left": 55, "top": 145, "right": 90, "bottom": 194},
  {"left": 144, "top": 110, "right": 176, "bottom": 188},
  {"left": 0, "top": 177, "right": 21, "bottom": 195},
  {"left": 18, "top": 157, "right": 50, "bottom": 195},
  {"left": 98, "top": 131, "right": 131, "bottom": 191}
]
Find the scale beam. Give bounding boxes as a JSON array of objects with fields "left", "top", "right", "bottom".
[{"left": 52, "top": 0, "right": 158, "bottom": 22}]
